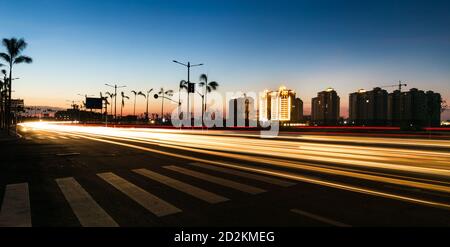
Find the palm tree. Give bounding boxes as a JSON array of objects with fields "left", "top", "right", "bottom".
[
  {"left": 158, "top": 88, "right": 174, "bottom": 122},
  {"left": 137, "top": 91, "right": 146, "bottom": 117},
  {"left": 145, "top": 88, "right": 153, "bottom": 120},
  {"left": 120, "top": 91, "right": 129, "bottom": 118},
  {"left": 131, "top": 90, "right": 144, "bottom": 116},
  {"left": 199, "top": 74, "right": 219, "bottom": 121},
  {"left": 0, "top": 38, "right": 33, "bottom": 130},
  {"left": 178, "top": 80, "right": 188, "bottom": 117},
  {"left": 105, "top": 92, "right": 115, "bottom": 115}
]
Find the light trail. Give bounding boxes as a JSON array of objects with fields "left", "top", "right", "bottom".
[{"left": 18, "top": 121, "right": 450, "bottom": 210}]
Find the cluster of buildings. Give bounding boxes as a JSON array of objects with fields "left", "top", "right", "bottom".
[{"left": 228, "top": 85, "right": 443, "bottom": 127}]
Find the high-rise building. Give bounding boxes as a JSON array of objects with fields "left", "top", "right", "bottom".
[
  {"left": 259, "top": 86, "right": 303, "bottom": 122},
  {"left": 349, "top": 87, "right": 388, "bottom": 125},
  {"left": 426, "top": 91, "right": 442, "bottom": 127},
  {"left": 311, "top": 87, "right": 340, "bottom": 125},
  {"left": 228, "top": 96, "right": 256, "bottom": 127},
  {"left": 387, "top": 90, "right": 402, "bottom": 126},
  {"left": 387, "top": 88, "right": 441, "bottom": 127}
]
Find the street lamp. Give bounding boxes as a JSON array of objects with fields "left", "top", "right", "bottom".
[
  {"left": 105, "top": 83, "right": 126, "bottom": 120},
  {"left": 173, "top": 60, "right": 203, "bottom": 124}
]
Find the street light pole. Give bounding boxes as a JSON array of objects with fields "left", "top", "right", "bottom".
[
  {"left": 105, "top": 83, "right": 126, "bottom": 121},
  {"left": 173, "top": 60, "right": 203, "bottom": 125}
]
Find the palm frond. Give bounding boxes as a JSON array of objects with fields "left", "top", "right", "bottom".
[
  {"left": 199, "top": 74, "right": 208, "bottom": 83},
  {"left": 138, "top": 91, "right": 146, "bottom": 97},
  {"left": 179, "top": 80, "right": 187, "bottom": 89},
  {"left": 131, "top": 90, "right": 137, "bottom": 95},
  {"left": 14, "top": 55, "right": 32, "bottom": 64},
  {"left": 0, "top": 53, "right": 11, "bottom": 63},
  {"left": 165, "top": 90, "right": 174, "bottom": 96},
  {"left": 198, "top": 81, "right": 206, "bottom": 87},
  {"left": 208, "top": 81, "right": 218, "bottom": 90}
]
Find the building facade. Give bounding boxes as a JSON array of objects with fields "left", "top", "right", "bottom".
[
  {"left": 387, "top": 88, "right": 441, "bottom": 127},
  {"left": 259, "top": 86, "right": 303, "bottom": 123},
  {"left": 349, "top": 87, "right": 388, "bottom": 126},
  {"left": 311, "top": 87, "right": 340, "bottom": 125},
  {"left": 228, "top": 96, "right": 256, "bottom": 127}
]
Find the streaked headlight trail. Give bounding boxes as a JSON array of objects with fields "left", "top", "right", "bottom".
[{"left": 19, "top": 121, "right": 450, "bottom": 210}]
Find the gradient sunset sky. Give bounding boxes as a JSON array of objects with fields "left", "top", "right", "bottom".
[{"left": 1, "top": 0, "right": 449, "bottom": 118}]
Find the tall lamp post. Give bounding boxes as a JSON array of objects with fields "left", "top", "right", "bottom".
[
  {"left": 173, "top": 60, "right": 203, "bottom": 124},
  {"left": 5, "top": 77, "right": 19, "bottom": 132},
  {"left": 105, "top": 83, "right": 126, "bottom": 121}
]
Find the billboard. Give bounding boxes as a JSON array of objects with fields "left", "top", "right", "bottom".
[{"left": 85, "top": 97, "right": 103, "bottom": 109}]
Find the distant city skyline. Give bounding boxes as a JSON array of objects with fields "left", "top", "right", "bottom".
[{"left": 1, "top": 0, "right": 449, "bottom": 119}]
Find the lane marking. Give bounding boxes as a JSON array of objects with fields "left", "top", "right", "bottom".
[
  {"left": 38, "top": 131, "right": 450, "bottom": 211},
  {"left": 48, "top": 136, "right": 57, "bottom": 140},
  {"left": 56, "top": 153, "right": 81, "bottom": 157},
  {"left": 290, "top": 209, "right": 351, "bottom": 227},
  {"left": 97, "top": 172, "right": 181, "bottom": 217},
  {"left": 133, "top": 168, "right": 229, "bottom": 204},
  {"left": 190, "top": 162, "right": 296, "bottom": 187},
  {"left": 164, "top": 166, "right": 265, "bottom": 195},
  {"left": 56, "top": 177, "right": 118, "bottom": 227},
  {"left": 0, "top": 183, "right": 32, "bottom": 227},
  {"left": 59, "top": 136, "right": 69, "bottom": 139}
]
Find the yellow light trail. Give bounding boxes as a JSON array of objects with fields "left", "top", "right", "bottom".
[{"left": 19, "top": 121, "right": 450, "bottom": 210}]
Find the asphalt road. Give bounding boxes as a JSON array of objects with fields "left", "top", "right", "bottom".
[{"left": 1, "top": 122, "right": 449, "bottom": 227}]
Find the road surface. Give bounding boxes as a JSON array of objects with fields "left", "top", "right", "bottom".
[{"left": 0, "top": 121, "right": 449, "bottom": 226}]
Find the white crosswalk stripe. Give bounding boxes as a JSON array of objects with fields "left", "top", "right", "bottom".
[
  {"left": 56, "top": 177, "right": 118, "bottom": 227},
  {"left": 0, "top": 183, "right": 32, "bottom": 227},
  {"left": 98, "top": 172, "right": 181, "bottom": 217},
  {"left": 164, "top": 166, "right": 266, "bottom": 195},
  {"left": 133, "top": 168, "right": 229, "bottom": 204},
  {"left": 189, "top": 162, "right": 296, "bottom": 187}
]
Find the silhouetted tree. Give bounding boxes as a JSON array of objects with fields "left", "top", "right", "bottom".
[
  {"left": 0, "top": 67, "right": 5, "bottom": 128},
  {"left": 199, "top": 74, "right": 219, "bottom": 120},
  {"left": 145, "top": 88, "right": 153, "bottom": 120},
  {"left": 158, "top": 88, "right": 174, "bottom": 122},
  {"left": 179, "top": 80, "right": 187, "bottom": 117},
  {"left": 120, "top": 91, "right": 129, "bottom": 118},
  {"left": 0, "top": 38, "right": 33, "bottom": 131},
  {"left": 106, "top": 92, "right": 115, "bottom": 115}
]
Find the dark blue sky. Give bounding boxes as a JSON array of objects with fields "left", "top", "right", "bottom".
[{"left": 1, "top": 0, "right": 449, "bottom": 116}]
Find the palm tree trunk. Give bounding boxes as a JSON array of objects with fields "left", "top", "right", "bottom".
[
  {"left": 7, "top": 66, "right": 12, "bottom": 133},
  {"left": 178, "top": 87, "right": 181, "bottom": 117},
  {"left": 161, "top": 96, "right": 164, "bottom": 122},
  {"left": 133, "top": 95, "right": 136, "bottom": 116},
  {"left": 204, "top": 91, "right": 207, "bottom": 120},
  {"left": 146, "top": 97, "right": 149, "bottom": 120}
]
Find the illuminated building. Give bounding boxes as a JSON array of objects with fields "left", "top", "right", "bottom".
[
  {"left": 259, "top": 86, "right": 303, "bottom": 122},
  {"left": 311, "top": 87, "right": 340, "bottom": 125},
  {"left": 349, "top": 87, "right": 388, "bottom": 126}
]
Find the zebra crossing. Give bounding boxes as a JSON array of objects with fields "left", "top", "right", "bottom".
[
  {"left": 0, "top": 162, "right": 296, "bottom": 227},
  {"left": 24, "top": 134, "right": 83, "bottom": 141}
]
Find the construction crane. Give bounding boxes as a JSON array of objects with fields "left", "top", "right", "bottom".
[{"left": 380, "top": 80, "right": 408, "bottom": 92}]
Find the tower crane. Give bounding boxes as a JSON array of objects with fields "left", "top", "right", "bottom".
[{"left": 379, "top": 80, "right": 408, "bottom": 92}]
